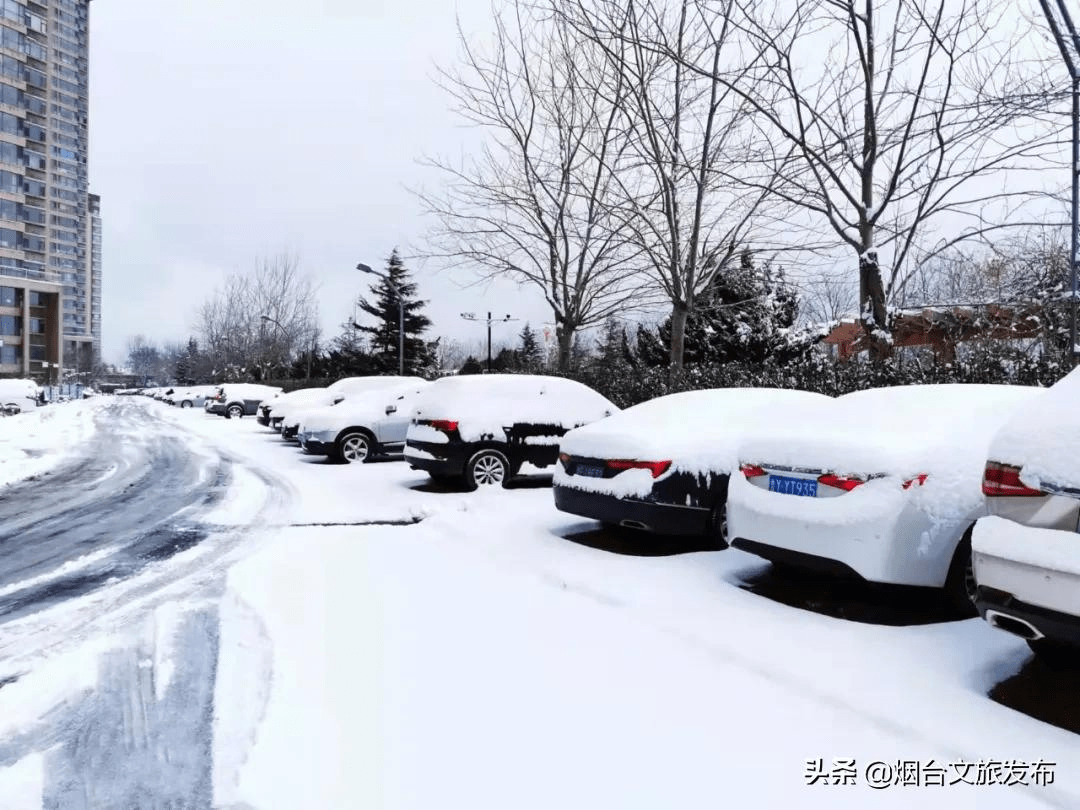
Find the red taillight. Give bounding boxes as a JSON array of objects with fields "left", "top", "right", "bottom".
[
  {"left": 428, "top": 419, "right": 458, "bottom": 433},
  {"left": 818, "top": 473, "right": 865, "bottom": 491},
  {"left": 558, "top": 452, "right": 570, "bottom": 467},
  {"left": 982, "top": 461, "right": 1044, "bottom": 497},
  {"left": 740, "top": 464, "right": 766, "bottom": 478},
  {"left": 606, "top": 459, "right": 672, "bottom": 478},
  {"left": 902, "top": 474, "right": 928, "bottom": 490}
]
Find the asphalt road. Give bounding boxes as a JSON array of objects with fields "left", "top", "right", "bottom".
[{"left": 0, "top": 398, "right": 249, "bottom": 625}]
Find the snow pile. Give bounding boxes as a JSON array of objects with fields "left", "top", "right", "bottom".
[
  {"left": 0, "top": 378, "right": 42, "bottom": 412},
  {"left": 737, "top": 384, "right": 1040, "bottom": 521},
  {"left": 0, "top": 398, "right": 100, "bottom": 487},
  {"left": 987, "top": 366, "right": 1080, "bottom": 490},
  {"left": 265, "top": 387, "right": 341, "bottom": 423},
  {"left": 411, "top": 375, "right": 617, "bottom": 443},
  {"left": 555, "top": 387, "right": 830, "bottom": 497},
  {"left": 973, "top": 515, "right": 1080, "bottom": 577}
]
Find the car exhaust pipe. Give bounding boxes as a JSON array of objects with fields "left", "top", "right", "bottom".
[
  {"left": 985, "top": 610, "right": 1044, "bottom": 641},
  {"left": 619, "top": 519, "right": 649, "bottom": 531}
]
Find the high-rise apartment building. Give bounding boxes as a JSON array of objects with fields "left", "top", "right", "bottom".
[{"left": 0, "top": 0, "right": 97, "bottom": 383}]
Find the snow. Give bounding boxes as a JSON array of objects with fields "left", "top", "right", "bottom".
[
  {"left": 219, "top": 384, "right": 282, "bottom": 402},
  {"left": 555, "top": 388, "right": 830, "bottom": 498},
  {"left": 1, "top": 396, "right": 1079, "bottom": 808},
  {"left": 411, "top": 374, "right": 617, "bottom": 443},
  {"left": 0, "top": 397, "right": 101, "bottom": 488},
  {"left": 737, "top": 384, "right": 1041, "bottom": 521},
  {"left": 973, "top": 515, "right": 1080, "bottom": 578},
  {"left": 988, "top": 366, "right": 1080, "bottom": 491}
]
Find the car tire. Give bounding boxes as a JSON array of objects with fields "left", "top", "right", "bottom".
[
  {"left": 708, "top": 501, "right": 730, "bottom": 548},
  {"left": 943, "top": 527, "right": 977, "bottom": 618},
  {"left": 180, "top": 400, "right": 193, "bottom": 409},
  {"left": 463, "top": 448, "right": 510, "bottom": 491},
  {"left": 1026, "top": 638, "right": 1080, "bottom": 670},
  {"left": 225, "top": 404, "right": 244, "bottom": 420},
  {"left": 337, "top": 430, "right": 373, "bottom": 464}
]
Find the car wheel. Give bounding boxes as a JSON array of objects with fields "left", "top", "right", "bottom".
[
  {"left": 1027, "top": 638, "right": 1080, "bottom": 670},
  {"left": 464, "top": 449, "right": 510, "bottom": 491},
  {"left": 180, "top": 400, "right": 193, "bottom": 409},
  {"left": 338, "top": 431, "right": 372, "bottom": 464},
  {"left": 708, "top": 501, "right": 730, "bottom": 548},
  {"left": 226, "top": 404, "right": 244, "bottom": 420},
  {"left": 943, "top": 528, "right": 977, "bottom": 618}
]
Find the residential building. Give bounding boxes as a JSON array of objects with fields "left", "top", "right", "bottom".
[{"left": 0, "top": 0, "right": 98, "bottom": 383}]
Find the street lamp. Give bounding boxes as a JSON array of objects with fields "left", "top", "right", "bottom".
[
  {"left": 461, "top": 312, "right": 518, "bottom": 372},
  {"left": 356, "top": 262, "right": 405, "bottom": 375}
]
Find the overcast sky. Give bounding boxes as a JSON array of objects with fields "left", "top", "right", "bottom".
[{"left": 89, "top": 0, "right": 559, "bottom": 366}]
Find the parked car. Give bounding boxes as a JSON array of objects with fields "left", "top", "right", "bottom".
[
  {"left": 167, "top": 385, "right": 220, "bottom": 409},
  {"left": 296, "top": 379, "right": 432, "bottom": 462},
  {"left": 727, "top": 384, "right": 1040, "bottom": 613},
  {"left": 0, "top": 378, "right": 42, "bottom": 414},
  {"left": 553, "top": 388, "right": 830, "bottom": 542},
  {"left": 404, "top": 375, "right": 617, "bottom": 491},
  {"left": 972, "top": 367, "right": 1080, "bottom": 665},
  {"left": 263, "top": 376, "right": 425, "bottom": 437},
  {"left": 205, "top": 384, "right": 283, "bottom": 419}
]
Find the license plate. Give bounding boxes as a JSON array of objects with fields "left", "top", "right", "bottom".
[
  {"left": 769, "top": 474, "right": 818, "bottom": 497},
  {"left": 575, "top": 463, "right": 604, "bottom": 478}
]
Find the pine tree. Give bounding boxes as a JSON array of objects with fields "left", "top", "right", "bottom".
[
  {"left": 354, "top": 249, "right": 436, "bottom": 375},
  {"left": 518, "top": 323, "right": 544, "bottom": 370}
]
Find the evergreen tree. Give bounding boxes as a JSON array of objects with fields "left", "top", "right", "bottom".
[
  {"left": 355, "top": 249, "right": 436, "bottom": 375},
  {"left": 646, "top": 250, "right": 810, "bottom": 366},
  {"left": 518, "top": 323, "right": 544, "bottom": 370},
  {"left": 460, "top": 355, "right": 483, "bottom": 375}
]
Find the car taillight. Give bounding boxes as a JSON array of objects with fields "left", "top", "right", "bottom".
[
  {"left": 606, "top": 459, "right": 671, "bottom": 478},
  {"left": 740, "top": 464, "right": 766, "bottom": 478},
  {"left": 558, "top": 452, "right": 570, "bottom": 467},
  {"left": 982, "top": 461, "right": 1044, "bottom": 497},
  {"left": 428, "top": 419, "right": 458, "bottom": 433},
  {"left": 817, "top": 473, "right": 866, "bottom": 491},
  {"left": 902, "top": 474, "right": 928, "bottom": 490}
]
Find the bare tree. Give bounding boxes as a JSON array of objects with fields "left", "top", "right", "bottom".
[
  {"left": 419, "top": 1, "right": 652, "bottom": 370},
  {"left": 551, "top": 0, "right": 800, "bottom": 368},
  {"left": 196, "top": 253, "right": 320, "bottom": 380},
  {"left": 663, "top": 0, "right": 1066, "bottom": 359}
]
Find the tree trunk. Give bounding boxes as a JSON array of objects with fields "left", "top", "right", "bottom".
[
  {"left": 556, "top": 327, "right": 574, "bottom": 372},
  {"left": 669, "top": 301, "right": 690, "bottom": 369},
  {"left": 859, "top": 249, "right": 891, "bottom": 361}
]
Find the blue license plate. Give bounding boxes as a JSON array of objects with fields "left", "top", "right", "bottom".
[
  {"left": 576, "top": 464, "right": 604, "bottom": 478},
  {"left": 769, "top": 474, "right": 818, "bottom": 497}
]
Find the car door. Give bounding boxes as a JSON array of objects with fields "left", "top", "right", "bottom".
[{"left": 376, "top": 388, "right": 425, "bottom": 448}]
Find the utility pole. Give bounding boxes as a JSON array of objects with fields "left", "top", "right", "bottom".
[
  {"left": 1038, "top": 0, "right": 1080, "bottom": 364},
  {"left": 461, "top": 312, "right": 518, "bottom": 372}
]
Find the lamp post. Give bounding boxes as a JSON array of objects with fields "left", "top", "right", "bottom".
[
  {"left": 356, "top": 262, "right": 405, "bottom": 375},
  {"left": 461, "top": 312, "right": 518, "bottom": 372}
]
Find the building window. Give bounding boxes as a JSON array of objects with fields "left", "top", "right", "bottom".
[
  {"left": 0, "top": 344, "right": 17, "bottom": 365},
  {"left": 0, "top": 314, "right": 21, "bottom": 335},
  {"left": 29, "top": 317, "right": 43, "bottom": 334},
  {"left": 0, "top": 286, "right": 20, "bottom": 307},
  {"left": 29, "top": 344, "right": 44, "bottom": 361},
  {"left": 28, "top": 291, "right": 45, "bottom": 307}
]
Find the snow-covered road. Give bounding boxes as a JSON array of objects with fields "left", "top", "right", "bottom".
[{"left": 0, "top": 398, "right": 1075, "bottom": 809}]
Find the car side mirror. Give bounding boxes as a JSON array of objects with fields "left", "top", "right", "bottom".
[{"left": 386, "top": 404, "right": 397, "bottom": 414}]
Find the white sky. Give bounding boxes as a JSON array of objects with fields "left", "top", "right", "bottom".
[{"left": 89, "top": 0, "right": 559, "bottom": 366}]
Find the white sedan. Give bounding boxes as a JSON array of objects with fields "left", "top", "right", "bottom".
[
  {"left": 973, "top": 366, "right": 1080, "bottom": 666},
  {"left": 297, "top": 380, "right": 431, "bottom": 463},
  {"left": 727, "top": 384, "right": 1040, "bottom": 613}
]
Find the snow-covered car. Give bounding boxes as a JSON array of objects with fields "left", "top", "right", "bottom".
[
  {"left": 0, "top": 378, "right": 42, "bottom": 414},
  {"left": 727, "top": 384, "right": 1040, "bottom": 613},
  {"left": 167, "top": 385, "right": 220, "bottom": 409},
  {"left": 263, "top": 376, "right": 425, "bottom": 437},
  {"left": 972, "top": 367, "right": 1080, "bottom": 665},
  {"left": 296, "top": 379, "right": 432, "bottom": 462},
  {"left": 404, "top": 374, "right": 617, "bottom": 491},
  {"left": 205, "top": 383, "right": 283, "bottom": 419},
  {"left": 553, "top": 388, "right": 830, "bottom": 542}
]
